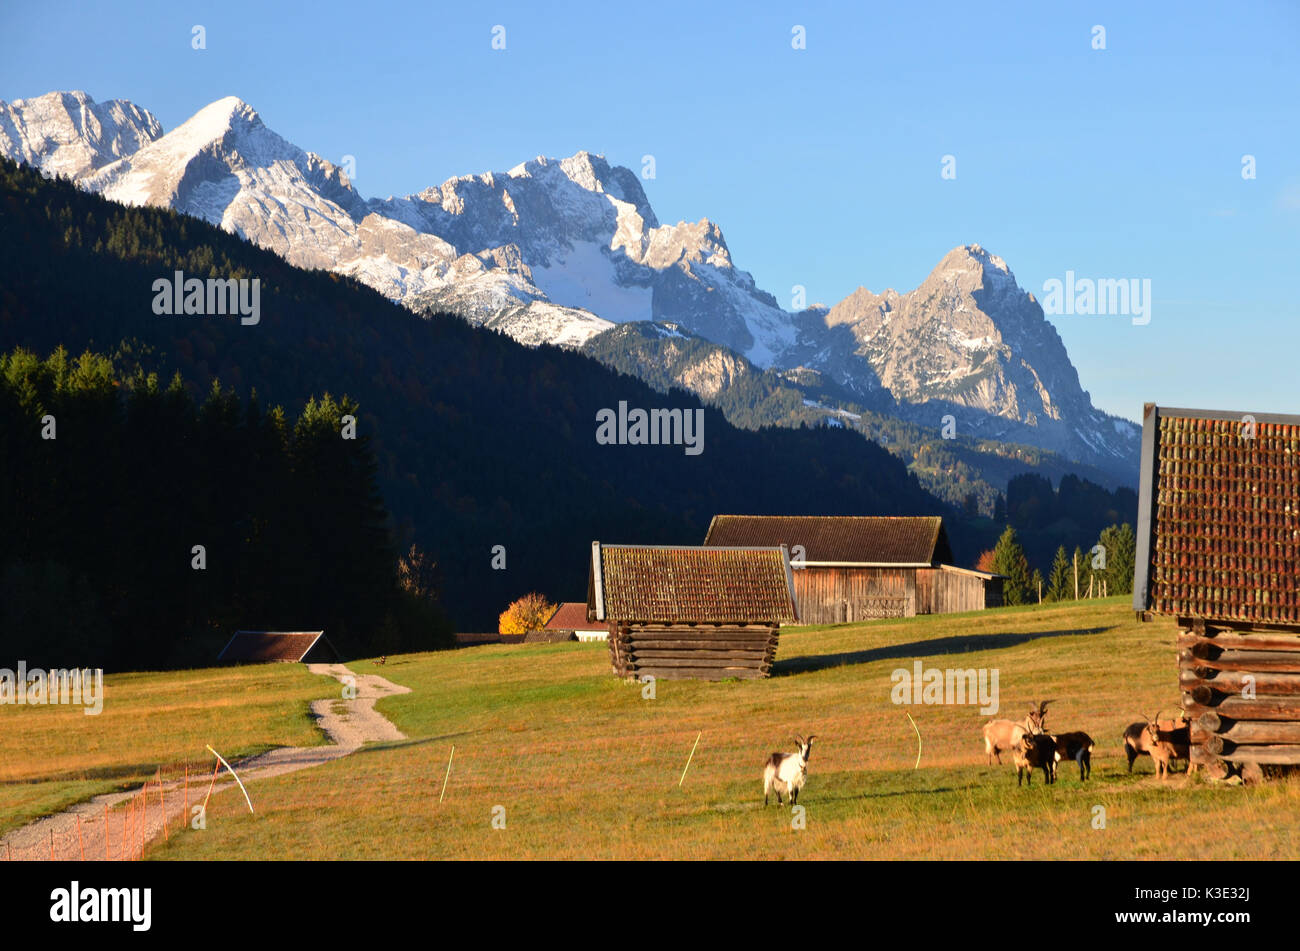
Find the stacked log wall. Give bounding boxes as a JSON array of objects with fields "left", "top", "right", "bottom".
[
  {"left": 1179, "top": 619, "right": 1300, "bottom": 768},
  {"left": 607, "top": 622, "right": 780, "bottom": 680}
]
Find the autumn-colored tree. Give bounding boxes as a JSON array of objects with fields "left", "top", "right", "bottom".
[
  {"left": 499, "top": 592, "right": 558, "bottom": 635},
  {"left": 975, "top": 549, "right": 997, "bottom": 573}
]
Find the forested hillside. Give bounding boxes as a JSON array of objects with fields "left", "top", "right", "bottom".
[
  {"left": 0, "top": 347, "right": 449, "bottom": 668},
  {"left": 0, "top": 159, "right": 956, "bottom": 644}
]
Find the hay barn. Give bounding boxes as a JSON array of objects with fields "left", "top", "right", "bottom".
[
  {"left": 1134, "top": 404, "right": 1300, "bottom": 774},
  {"left": 702, "top": 515, "right": 1002, "bottom": 624},
  {"left": 587, "top": 542, "right": 797, "bottom": 680}
]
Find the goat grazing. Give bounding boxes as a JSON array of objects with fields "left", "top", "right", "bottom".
[
  {"left": 982, "top": 699, "right": 1052, "bottom": 765},
  {"left": 763, "top": 734, "right": 816, "bottom": 806},
  {"left": 1053, "top": 731, "right": 1095, "bottom": 781},
  {"left": 1013, "top": 730, "right": 1058, "bottom": 786}
]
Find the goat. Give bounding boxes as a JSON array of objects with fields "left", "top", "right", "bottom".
[
  {"left": 1123, "top": 712, "right": 1191, "bottom": 774},
  {"left": 372, "top": 655, "right": 387, "bottom": 667},
  {"left": 1013, "top": 730, "right": 1058, "bottom": 786},
  {"left": 982, "top": 699, "right": 1053, "bottom": 765},
  {"left": 1053, "top": 731, "right": 1095, "bottom": 781},
  {"left": 1137, "top": 711, "right": 1182, "bottom": 780},
  {"left": 763, "top": 734, "right": 816, "bottom": 806}
]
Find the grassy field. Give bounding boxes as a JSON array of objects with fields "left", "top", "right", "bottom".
[
  {"left": 0, "top": 664, "right": 331, "bottom": 836},
  {"left": 9, "top": 597, "right": 1300, "bottom": 859}
]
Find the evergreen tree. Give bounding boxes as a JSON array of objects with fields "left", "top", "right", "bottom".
[
  {"left": 1094, "top": 523, "right": 1137, "bottom": 597},
  {"left": 1046, "top": 545, "right": 1071, "bottom": 601},
  {"left": 992, "top": 526, "right": 1033, "bottom": 605}
]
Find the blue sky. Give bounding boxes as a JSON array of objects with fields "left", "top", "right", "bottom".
[{"left": 3, "top": 0, "right": 1297, "bottom": 421}]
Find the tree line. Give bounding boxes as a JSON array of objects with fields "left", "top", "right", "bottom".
[
  {"left": 982, "top": 522, "right": 1137, "bottom": 606},
  {"left": 0, "top": 346, "right": 451, "bottom": 670}
]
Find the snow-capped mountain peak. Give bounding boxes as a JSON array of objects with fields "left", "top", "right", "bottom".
[
  {"left": 0, "top": 90, "right": 162, "bottom": 179},
  {"left": 0, "top": 90, "right": 1139, "bottom": 480}
]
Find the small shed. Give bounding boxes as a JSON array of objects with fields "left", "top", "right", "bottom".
[
  {"left": 587, "top": 542, "right": 798, "bottom": 680},
  {"left": 545, "top": 602, "right": 608, "bottom": 642},
  {"left": 1134, "top": 404, "right": 1300, "bottom": 773},
  {"left": 217, "top": 630, "right": 336, "bottom": 664},
  {"left": 702, "top": 515, "right": 1002, "bottom": 624}
]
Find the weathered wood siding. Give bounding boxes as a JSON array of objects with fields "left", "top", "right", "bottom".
[
  {"left": 792, "top": 567, "right": 911, "bottom": 624},
  {"left": 918, "top": 568, "right": 1002, "bottom": 614},
  {"left": 792, "top": 566, "right": 999, "bottom": 624},
  {"left": 607, "top": 622, "right": 780, "bottom": 680}
]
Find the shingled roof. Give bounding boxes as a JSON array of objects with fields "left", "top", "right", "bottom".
[
  {"left": 588, "top": 543, "right": 797, "bottom": 624},
  {"left": 217, "top": 631, "right": 331, "bottom": 663},
  {"left": 702, "top": 515, "right": 952, "bottom": 566},
  {"left": 1135, "top": 405, "right": 1300, "bottom": 625},
  {"left": 545, "top": 602, "right": 602, "bottom": 631}
]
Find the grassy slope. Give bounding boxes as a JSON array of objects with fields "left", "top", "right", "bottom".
[
  {"left": 130, "top": 598, "right": 1300, "bottom": 860},
  {"left": 8, "top": 599, "right": 1295, "bottom": 858},
  {"left": 0, "top": 664, "right": 332, "bottom": 835}
]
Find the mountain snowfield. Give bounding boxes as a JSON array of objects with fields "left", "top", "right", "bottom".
[{"left": 0, "top": 89, "right": 1139, "bottom": 480}]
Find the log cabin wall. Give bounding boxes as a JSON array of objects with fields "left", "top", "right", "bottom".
[
  {"left": 1180, "top": 619, "right": 1300, "bottom": 769},
  {"left": 1134, "top": 405, "right": 1300, "bottom": 772},
  {"left": 607, "top": 622, "right": 781, "bottom": 681},
  {"left": 589, "top": 543, "right": 798, "bottom": 681}
]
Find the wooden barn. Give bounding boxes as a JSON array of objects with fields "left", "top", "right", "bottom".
[
  {"left": 1134, "top": 404, "right": 1300, "bottom": 777},
  {"left": 702, "top": 515, "right": 1002, "bottom": 624},
  {"left": 587, "top": 541, "right": 797, "bottom": 680}
]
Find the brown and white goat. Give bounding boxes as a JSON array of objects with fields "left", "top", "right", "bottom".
[
  {"left": 982, "top": 699, "right": 1053, "bottom": 765},
  {"left": 763, "top": 734, "right": 816, "bottom": 806}
]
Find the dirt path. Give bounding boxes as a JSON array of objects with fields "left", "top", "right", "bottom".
[{"left": 0, "top": 664, "right": 410, "bottom": 861}]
